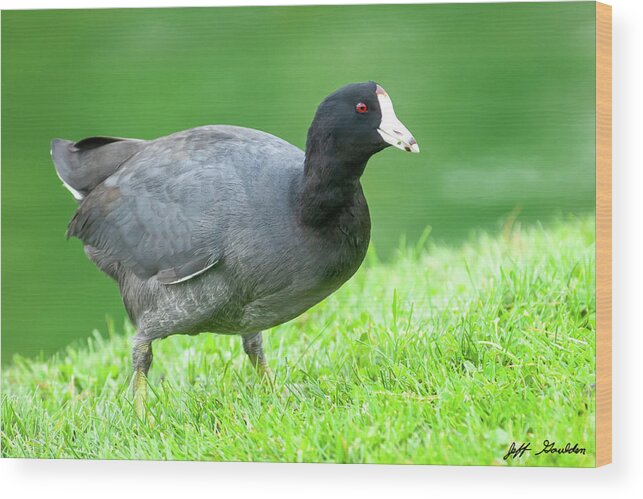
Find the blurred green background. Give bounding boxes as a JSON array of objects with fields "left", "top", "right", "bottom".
[{"left": 1, "top": 2, "right": 596, "bottom": 363}]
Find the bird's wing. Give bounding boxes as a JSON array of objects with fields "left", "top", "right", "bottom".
[{"left": 66, "top": 134, "right": 232, "bottom": 285}]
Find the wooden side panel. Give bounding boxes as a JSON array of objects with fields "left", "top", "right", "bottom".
[{"left": 595, "top": 1, "right": 612, "bottom": 468}]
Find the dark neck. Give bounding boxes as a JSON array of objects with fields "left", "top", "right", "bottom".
[{"left": 298, "top": 133, "right": 369, "bottom": 227}]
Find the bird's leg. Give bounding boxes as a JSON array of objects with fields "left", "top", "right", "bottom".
[
  {"left": 132, "top": 337, "right": 153, "bottom": 417},
  {"left": 242, "top": 332, "right": 271, "bottom": 380}
]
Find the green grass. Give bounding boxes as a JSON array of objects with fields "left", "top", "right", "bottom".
[{"left": 1, "top": 216, "right": 596, "bottom": 466}]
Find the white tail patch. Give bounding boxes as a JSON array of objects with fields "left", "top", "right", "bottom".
[
  {"left": 51, "top": 143, "right": 85, "bottom": 200},
  {"left": 54, "top": 170, "right": 85, "bottom": 201}
]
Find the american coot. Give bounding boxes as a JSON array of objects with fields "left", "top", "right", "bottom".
[{"left": 51, "top": 81, "right": 419, "bottom": 412}]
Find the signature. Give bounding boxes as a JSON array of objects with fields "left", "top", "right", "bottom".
[{"left": 503, "top": 440, "right": 586, "bottom": 460}]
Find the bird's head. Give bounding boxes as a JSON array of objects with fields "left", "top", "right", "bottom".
[{"left": 307, "top": 81, "right": 419, "bottom": 163}]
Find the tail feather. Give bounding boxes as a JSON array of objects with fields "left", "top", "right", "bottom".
[
  {"left": 51, "top": 139, "right": 86, "bottom": 200},
  {"left": 50, "top": 136, "right": 144, "bottom": 201}
]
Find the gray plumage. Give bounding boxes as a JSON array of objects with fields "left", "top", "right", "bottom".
[
  {"left": 57, "top": 124, "right": 364, "bottom": 337},
  {"left": 51, "top": 82, "right": 419, "bottom": 411}
]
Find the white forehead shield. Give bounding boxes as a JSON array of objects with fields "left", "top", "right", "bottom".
[{"left": 376, "top": 85, "right": 419, "bottom": 153}]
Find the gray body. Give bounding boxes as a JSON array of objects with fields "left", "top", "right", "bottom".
[
  {"left": 53, "top": 125, "right": 370, "bottom": 343},
  {"left": 51, "top": 82, "right": 419, "bottom": 413}
]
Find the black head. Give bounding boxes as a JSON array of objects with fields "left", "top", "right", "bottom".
[{"left": 306, "top": 81, "right": 419, "bottom": 166}]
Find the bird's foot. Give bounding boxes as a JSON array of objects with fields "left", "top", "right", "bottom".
[
  {"left": 253, "top": 362, "right": 276, "bottom": 391},
  {"left": 133, "top": 370, "right": 148, "bottom": 418},
  {"left": 253, "top": 365, "right": 306, "bottom": 400}
]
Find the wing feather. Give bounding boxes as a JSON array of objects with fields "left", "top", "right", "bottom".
[
  {"left": 66, "top": 133, "right": 227, "bottom": 284},
  {"left": 64, "top": 125, "right": 301, "bottom": 285}
]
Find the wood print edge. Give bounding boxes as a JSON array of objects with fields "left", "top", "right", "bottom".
[{"left": 595, "top": 0, "right": 612, "bottom": 468}]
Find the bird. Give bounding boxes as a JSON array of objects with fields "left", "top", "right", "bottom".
[{"left": 51, "top": 81, "right": 419, "bottom": 413}]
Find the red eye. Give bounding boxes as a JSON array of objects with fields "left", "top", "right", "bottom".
[{"left": 356, "top": 102, "right": 368, "bottom": 113}]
